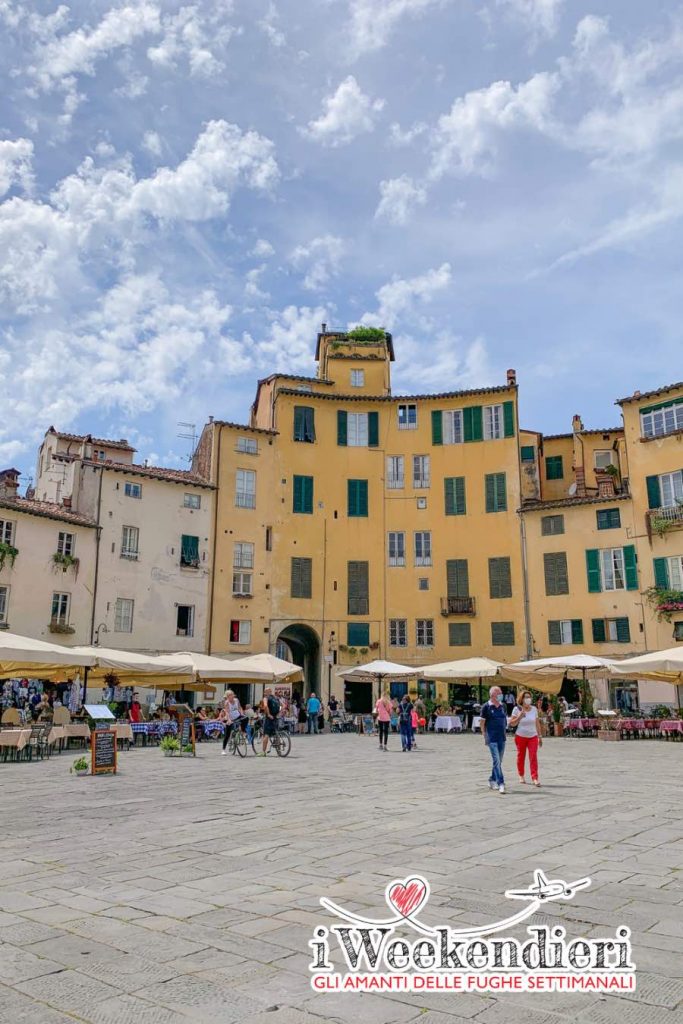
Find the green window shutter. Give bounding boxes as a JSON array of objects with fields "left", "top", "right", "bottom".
[
  {"left": 597, "top": 508, "right": 621, "bottom": 530},
  {"left": 348, "top": 480, "right": 357, "bottom": 516},
  {"left": 541, "top": 515, "right": 564, "bottom": 536},
  {"left": 520, "top": 445, "right": 535, "bottom": 462},
  {"left": 454, "top": 476, "right": 466, "bottom": 514},
  {"left": 546, "top": 455, "right": 564, "bottom": 480},
  {"left": 293, "top": 475, "right": 313, "bottom": 514},
  {"left": 503, "top": 401, "right": 515, "bottom": 438},
  {"left": 348, "top": 479, "right": 368, "bottom": 517},
  {"left": 431, "top": 410, "right": 443, "bottom": 445},
  {"left": 653, "top": 557, "right": 670, "bottom": 589},
  {"left": 623, "top": 545, "right": 638, "bottom": 591},
  {"left": 337, "top": 410, "right": 348, "bottom": 446},
  {"left": 464, "top": 405, "right": 483, "bottom": 442},
  {"left": 181, "top": 535, "right": 199, "bottom": 564},
  {"left": 485, "top": 473, "right": 506, "bottom": 513},
  {"left": 616, "top": 617, "right": 630, "bottom": 643},
  {"left": 304, "top": 406, "right": 315, "bottom": 442},
  {"left": 348, "top": 561, "right": 369, "bottom": 615},
  {"left": 347, "top": 622, "right": 369, "bottom": 647},
  {"left": 489, "top": 557, "right": 512, "bottom": 598},
  {"left": 444, "top": 477, "right": 466, "bottom": 516},
  {"left": 491, "top": 621, "right": 515, "bottom": 646},
  {"left": 368, "top": 411, "right": 379, "bottom": 448},
  {"left": 543, "top": 552, "right": 569, "bottom": 595},
  {"left": 646, "top": 475, "right": 661, "bottom": 509},
  {"left": 449, "top": 622, "right": 471, "bottom": 646},
  {"left": 548, "top": 621, "right": 561, "bottom": 645},
  {"left": 592, "top": 618, "right": 606, "bottom": 643},
  {"left": 571, "top": 619, "right": 584, "bottom": 644},
  {"left": 291, "top": 557, "right": 312, "bottom": 598},
  {"left": 446, "top": 559, "right": 469, "bottom": 598},
  {"left": 444, "top": 477, "right": 455, "bottom": 515},
  {"left": 293, "top": 406, "right": 305, "bottom": 441},
  {"left": 586, "top": 549, "right": 601, "bottom": 593}
]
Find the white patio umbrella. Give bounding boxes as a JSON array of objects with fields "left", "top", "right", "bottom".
[
  {"left": 419, "top": 656, "right": 502, "bottom": 704},
  {"left": 341, "top": 659, "right": 422, "bottom": 703},
  {"left": 215, "top": 652, "right": 304, "bottom": 683},
  {"left": 608, "top": 647, "right": 683, "bottom": 681},
  {"left": 162, "top": 651, "right": 240, "bottom": 682},
  {"left": 0, "top": 630, "right": 96, "bottom": 679},
  {"left": 501, "top": 654, "right": 618, "bottom": 698}
]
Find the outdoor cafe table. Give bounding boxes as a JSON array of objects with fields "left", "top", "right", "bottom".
[
  {"left": 47, "top": 725, "right": 66, "bottom": 751},
  {"left": 565, "top": 718, "right": 599, "bottom": 733},
  {"left": 660, "top": 720, "right": 683, "bottom": 737},
  {"left": 131, "top": 721, "right": 178, "bottom": 745},
  {"left": 435, "top": 715, "right": 463, "bottom": 733},
  {"left": 63, "top": 723, "right": 91, "bottom": 747},
  {"left": 115, "top": 723, "right": 133, "bottom": 747},
  {"left": 615, "top": 719, "right": 660, "bottom": 738},
  {"left": 198, "top": 720, "right": 225, "bottom": 738},
  {"left": 0, "top": 728, "right": 32, "bottom": 756}
]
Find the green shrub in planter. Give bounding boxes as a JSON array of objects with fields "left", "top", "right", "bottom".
[
  {"left": 70, "top": 756, "right": 89, "bottom": 775},
  {"left": 160, "top": 737, "right": 180, "bottom": 755}
]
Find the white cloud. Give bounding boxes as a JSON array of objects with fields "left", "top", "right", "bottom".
[
  {"left": 496, "top": 0, "right": 564, "bottom": 41},
  {"left": 250, "top": 238, "right": 274, "bottom": 258},
  {"left": 142, "top": 130, "right": 163, "bottom": 157},
  {"left": 388, "top": 120, "right": 428, "bottom": 146},
  {"left": 429, "top": 71, "right": 559, "bottom": 178},
  {"left": 361, "top": 262, "right": 452, "bottom": 329},
  {"left": 303, "top": 76, "right": 384, "bottom": 147},
  {"left": 147, "top": 5, "right": 231, "bottom": 78},
  {"left": 375, "top": 175, "right": 427, "bottom": 225},
  {"left": 395, "top": 332, "right": 493, "bottom": 391},
  {"left": 244, "top": 265, "right": 270, "bottom": 300},
  {"left": 252, "top": 304, "right": 328, "bottom": 371},
  {"left": 0, "top": 138, "right": 34, "bottom": 196},
  {"left": 291, "top": 235, "right": 344, "bottom": 290},
  {"left": 258, "top": 2, "right": 285, "bottom": 47},
  {"left": 348, "top": 0, "right": 447, "bottom": 57}
]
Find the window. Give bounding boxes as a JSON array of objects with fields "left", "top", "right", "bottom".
[
  {"left": 337, "top": 411, "right": 378, "bottom": 447},
  {"left": 348, "top": 560, "right": 369, "bottom": 615},
  {"left": 485, "top": 473, "right": 507, "bottom": 513},
  {"left": 483, "top": 404, "right": 504, "bottom": 440},
  {"left": 232, "top": 571, "right": 253, "bottom": 596},
  {"left": 601, "top": 548, "right": 625, "bottom": 591},
  {"left": 548, "top": 619, "right": 583, "bottom": 645},
  {"left": 57, "top": 531, "right": 75, "bottom": 556},
  {"left": 416, "top": 619, "right": 434, "bottom": 646},
  {"left": 654, "top": 555, "right": 683, "bottom": 591},
  {"left": 674, "top": 621, "right": 683, "bottom": 642},
  {"left": 388, "top": 532, "right": 405, "bottom": 567},
  {"left": 492, "top": 621, "right": 515, "bottom": 646},
  {"left": 293, "top": 406, "right": 316, "bottom": 443},
  {"left": 489, "top": 557, "right": 512, "bottom": 598},
  {"left": 348, "top": 479, "right": 368, "bottom": 517},
  {"left": 233, "top": 542, "right": 254, "bottom": 569},
  {"left": 587, "top": 546, "right": 637, "bottom": 592},
  {"left": 544, "top": 552, "right": 569, "bottom": 596},
  {"left": 597, "top": 508, "right": 621, "bottom": 530},
  {"left": 350, "top": 369, "right": 365, "bottom": 388},
  {"left": 121, "top": 526, "right": 139, "bottom": 559},
  {"left": 293, "top": 475, "right": 314, "bottom": 514},
  {"left": 646, "top": 471, "right": 683, "bottom": 510},
  {"left": 541, "top": 515, "right": 565, "bottom": 536},
  {"left": 236, "top": 436, "right": 258, "bottom": 454},
  {"left": 229, "top": 620, "right": 251, "bottom": 644},
  {"left": 398, "top": 404, "right": 417, "bottom": 430},
  {"left": 389, "top": 619, "right": 407, "bottom": 647},
  {"left": 124, "top": 482, "right": 142, "bottom": 499},
  {"left": 592, "top": 618, "right": 630, "bottom": 643},
  {"left": 184, "top": 493, "right": 201, "bottom": 509},
  {"left": 449, "top": 622, "right": 471, "bottom": 646},
  {"left": 443, "top": 410, "right": 463, "bottom": 445},
  {"left": 114, "top": 597, "right": 134, "bottom": 633},
  {"left": 545, "top": 456, "right": 564, "bottom": 480},
  {"left": 413, "top": 455, "right": 430, "bottom": 488},
  {"left": 444, "top": 477, "right": 466, "bottom": 516},
  {"left": 414, "top": 531, "right": 432, "bottom": 567},
  {"left": 520, "top": 445, "right": 535, "bottom": 462},
  {"left": 176, "top": 605, "right": 194, "bottom": 637},
  {"left": 641, "top": 400, "right": 683, "bottom": 439},
  {"left": 235, "top": 469, "right": 256, "bottom": 508},
  {"left": 0, "top": 520, "right": 14, "bottom": 545},
  {"left": 418, "top": 577, "right": 429, "bottom": 591},
  {"left": 348, "top": 622, "right": 369, "bottom": 647},
  {"left": 180, "top": 534, "right": 200, "bottom": 567},
  {"left": 386, "top": 456, "right": 404, "bottom": 489},
  {"left": 51, "top": 592, "right": 70, "bottom": 626},
  {"left": 594, "top": 450, "right": 615, "bottom": 470},
  {"left": 0, "top": 585, "right": 9, "bottom": 625},
  {"left": 291, "top": 557, "right": 312, "bottom": 599},
  {"left": 348, "top": 412, "right": 368, "bottom": 447},
  {"left": 94, "top": 449, "right": 106, "bottom": 462},
  {"left": 446, "top": 559, "right": 469, "bottom": 598}
]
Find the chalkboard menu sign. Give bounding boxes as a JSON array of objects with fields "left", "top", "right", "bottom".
[
  {"left": 91, "top": 728, "right": 117, "bottom": 775},
  {"left": 169, "top": 703, "right": 195, "bottom": 756},
  {"left": 180, "top": 716, "right": 192, "bottom": 748}
]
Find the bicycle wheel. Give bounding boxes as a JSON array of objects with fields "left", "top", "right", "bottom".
[
  {"left": 274, "top": 731, "right": 291, "bottom": 757},
  {"left": 233, "top": 730, "right": 247, "bottom": 758},
  {"left": 251, "top": 732, "right": 268, "bottom": 755}
]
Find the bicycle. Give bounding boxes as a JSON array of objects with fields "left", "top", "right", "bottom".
[
  {"left": 225, "top": 723, "right": 247, "bottom": 758},
  {"left": 250, "top": 722, "right": 291, "bottom": 757}
]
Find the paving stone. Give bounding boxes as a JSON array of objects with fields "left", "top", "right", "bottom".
[
  {"left": 133, "top": 975, "right": 262, "bottom": 1022},
  {"left": 0, "top": 941, "right": 63, "bottom": 983},
  {"left": 14, "top": 968, "right": 120, "bottom": 1015},
  {"left": 0, "top": 919, "right": 63, "bottom": 945},
  {"left": 77, "top": 993, "right": 189, "bottom": 1024}
]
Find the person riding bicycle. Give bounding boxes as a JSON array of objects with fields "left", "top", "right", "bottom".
[
  {"left": 220, "top": 690, "right": 244, "bottom": 756},
  {"left": 257, "top": 687, "right": 280, "bottom": 757}
]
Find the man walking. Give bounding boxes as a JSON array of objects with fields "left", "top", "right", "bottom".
[
  {"left": 306, "top": 692, "right": 321, "bottom": 734},
  {"left": 399, "top": 693, "right": 414, "bottom": 752},
  {"left": 481, "top": 685, "right": 508, "bottom": 793}
]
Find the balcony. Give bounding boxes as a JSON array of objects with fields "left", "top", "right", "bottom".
[
  {"left": 440, "top": 596, "right": 476, "bottom": 616},
  {"left": 646, "top": 505, "right": 683, "bottom": 541}
]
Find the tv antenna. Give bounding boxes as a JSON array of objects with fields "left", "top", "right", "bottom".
[{"left": 177, "top": 422, "right": 198, "bottom": 463}]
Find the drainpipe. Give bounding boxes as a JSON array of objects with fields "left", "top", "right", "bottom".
[
  {"left": 519, "top": 511, "right": 533, "bottom": 659},
  {"left": 322, "top": 516, "right": 328, "bottom": 702},
  {"left": 207, "top": 425, "right": 221, "bottom": 654},
  {"left": 89, "top": 466, "right": 104, "bottom": 644}
]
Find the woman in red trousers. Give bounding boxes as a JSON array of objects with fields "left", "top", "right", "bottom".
[{"left": 510, "top": 690, "right": 543, "bottom": 787}]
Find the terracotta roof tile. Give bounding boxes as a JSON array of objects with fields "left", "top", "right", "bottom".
[
  {"left": 520, "top": 494, "right": 631, "bottom": 512},
  {"left": 616, "top": 381, "right": 683, "bottom": 406},
  {"left": 83, "top": 460, "right": 214, "bottom": 488},
  {"left": 50, "top": 429, "right": 135, "bottom": 451},
  {"left": 0, "top": 497, "right": 97, "bottom": 527},
  {"left": 276, "top": 383, "right": 515, "bottom": 403}
]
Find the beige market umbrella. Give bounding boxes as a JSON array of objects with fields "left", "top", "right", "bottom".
[
  {"left": 501, "top": 654, "right": 618, "bottom": 699},
  {"left": 608, "top": 647, "right": 683, "bottom": 682},
  {"left": 341, "top": 659, "right": 422, "bottom": 703},
  {"left": 419, "top": 655, "right": 502, "bottom": 704},
  {"left": 0, "top": 630, "right": 96, "bottom": 679},
  {"left": 217, "top": 652, "right": 303, "bottom": 683},
  {"left": 162, "top": 651, "right": 240, "bottom": 682}
]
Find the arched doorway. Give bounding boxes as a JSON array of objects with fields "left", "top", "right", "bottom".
[{"left": 277, "top": 624, "right": 321, "bottom": 699}]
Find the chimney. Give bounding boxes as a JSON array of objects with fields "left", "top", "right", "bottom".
[
  {"left": 595, "top": 472, "right": 616, "bottom": 499},
  {"left": 208, "top": 415, "right": 214, "bottom": 423},
  {"left": 506, "top": 368, "right": 516, "bottom": 386},
  {"left": 0, "top": 469, "right": 20, "bottom": 499},
  {"left": 62, "top": 496, "right": 72, "bottom": 509},
  {"left": 572, "top": 414, "right": 584, "bottom": 432},
  {"left": 321, "top": 322, "right": 327, "bottom": 333}
]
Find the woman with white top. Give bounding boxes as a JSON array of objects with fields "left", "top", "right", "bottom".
[
  {"left": 510, "top": 690, "right": 543, "bottom": 787},
  {"left": 220, "top": 690, "right": 244, "bottom": 755}
]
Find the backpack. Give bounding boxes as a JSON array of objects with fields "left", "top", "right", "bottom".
[
  {"left": 399, "top": 701, "right": 413, "bottom": 724},
  {"left": 267, "top": 696, "right": 280, "bottom": 718}
]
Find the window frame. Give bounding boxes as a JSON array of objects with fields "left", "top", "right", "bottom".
[
  {"left": 124, "top": 482, "right": 142, "bottom": 499},
  {"left": 180, "top": 534, "right": 200, "bottom": 568},
  {"left": 483, "top": 403, "right": 504, "bottom": 440},
  {"left": 121, "top": 525, "right": 139, "bottom": 559},
  {"left": 57, "top": 531, "right": 75, "bottom": 556},
  {"left": 416, "top": 618, "right": 434, "bottom": 647},
  {"left": 0, "top": 584, "right": 8, "bottom": 624},
  {"left": 397, "top": 403, "right": 417, "bottom": 430},
  {"left": 641, "top": 402, "right": 683, "bottom": 439},
  {"left": 545, "top": 455, "right": 564, "bottom": 481},
  {"left": 412, "top": 454, "right": 430, "bottom": 489},
  {"left": 443, "top": 409, "right": 464, "bottom": 445},
  {"left": 232, "top": 571, "right": 253, "bottom": 596},
  {"left": 176, "top": 604, "right": 195, "bottom": 637},
  {"left": 448, "top": 621, "right": 471, "bottom": 647},
  {"left": 348, "top": 412, "right": 369, "bottom": 447},
  {"left": 659, "top": 471, "right": 683, "bottom": 509},
  {"left": 0, "top": 520, "right": 15, "bottom": 545},
  {"left": 290, "top": 556, "right": 313, "bottom": 599},
  {"left": 541, "top": 515, "right": 565, "bottom": 536},
  {"left": 233, "top": 541, "right": 254, "bottom": 569},
  {"left": 236, "top": 436, "right": 258, "bottom": 455},
  {"left": 229, "top": 619, "right": 251, "bottom": 644},
  {"left": 114, "top": 597, "right": 134, "bottom": 633},
  {"left": 414, "top": 531, "right": 432, "bottom": 567},
  {"left": 387, "top": 531, "right": 406, "bottom": 567},
  {"left": 350, "top": 369, "right": 365, "bottom": 388},
  {"left": 389, "top": 618, "right": 408, "bottom": 647},
  {"left": 235, "top": 468, "right": 256, "bottom": 509},
  {"left": 183, "top": 493, "right": 201, "bottom": 509},
  {"left": 600, "top": 547, "right": 626, "bottom": 591},
  {"left": 51, "top": 592, "right": 70, "bottom": 626},
  {"left": 386, "top": 455, "right": 404, "bottom": 489},
  {"left": 594, "top": 450, "right": 615, "bottom": 471},
  {"left": 491, "top": 621, "right": 515, "bottom": 646}
]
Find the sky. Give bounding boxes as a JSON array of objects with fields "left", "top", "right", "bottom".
[{"left": 1, "top": 0, "right": 682, "bottom": 481}]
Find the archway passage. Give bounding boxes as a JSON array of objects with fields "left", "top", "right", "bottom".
[{"left": 277, "top": 624, "right": 321, "bottom": 699}]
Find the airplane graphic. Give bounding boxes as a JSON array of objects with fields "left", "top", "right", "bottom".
[{"left": 505, "top": 869, "right": 591, "bottom": 903}]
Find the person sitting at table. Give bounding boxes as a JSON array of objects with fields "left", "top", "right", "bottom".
[{"left": 128, "top": 693, "right": 143, "bottom": 724}]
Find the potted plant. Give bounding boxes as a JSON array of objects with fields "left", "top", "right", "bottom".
[
  {"left": 0, "top": 541, "right": 18, "bottom": 572},
  {"left": 182, "top": 744, "right": 194, "bottom": 756},
  {"left": 70, "top": 756, "right": 89, "bottom": 776},
  {"left": 160, "top": 736, "right": 180, "bottom": 756}
]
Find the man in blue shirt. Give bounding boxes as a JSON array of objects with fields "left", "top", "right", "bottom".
[
  {"left": 306, "top": 692, "right": 321, "bottom": 734},
  {"left": 481, "top": 685, "right": 508, "bottom": 794}
]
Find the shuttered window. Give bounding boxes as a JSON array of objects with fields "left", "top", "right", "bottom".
[
  {"left": 413, "top": 455, "right": 430, "bottom": 488},
  {"left": 593, "top": 618, "right": 630, "bottom": 643},
  {"left": 545, "top": 455, "right": 564, "bottom": 480},
  {"left": 491, "top": 621, "right": 515, "bottom": 646},
  {"left": 444, "top": 477, "right": 466, "bottom": 515},
  {"left": 180, "top": 535, "right": 199, "bottom": 567},
  {"left": 446, "top": 559, "right": 469, "bottom": 598},
  {"left": 348, "top": 479, "right": 369, "bottom": 517},
  {"left": 544, "top": 552, "right": 569, "bottom": 595},
  {"left": 587, "top": 546, "right": 637, "bottom": 592},
  {"left": 485, "top": 473, "right": 507, "bottom": 513},
  {"left": 414, "top": 532, "right": 432, "bottom": 566},
  {"left": 520, "top": 445, "right": 535, "bottom": 462},
  {"left": 489, "top": 557, "right": 512, "bottom": 598},
  {"left": 347, "top": 623, "right": 369, "bottom": 647},
  {"left": 654, "top": 556, "right": 683, "bottom": 590},
  {"left": 432, "top": 409, "right": 464, "bottom": 445},
  {"left": 291, "top": 557, "right": 312, "bottom": 599},
  {"left": 597, "top": 508, "right": 621, "bottom": 530},
  {"left": 293, "top": 406, "right": 315, "bottom": 442},
  {"left": 348, "top": 561, "right": 369, "bottom": 615},
  {"left": 548, "top": 620, "right": 583, "bottom": 645},
  {"left": 541, "top": 515, "right": 564, "bottom": 536},
  {"left": 463, "top": 406, "right": 483, "bottom": 442},
  {"left": 293, "top": 475, "right": 313, "bottom": 514},
  {"left": 449, "top": 622, "right": 471, "bottom": 646},
  {"left": 388, "top": 532, "right": 406, "bottom": 567},
  {"left": 386, "top": 456, "right": 404, "bottom": 489}
]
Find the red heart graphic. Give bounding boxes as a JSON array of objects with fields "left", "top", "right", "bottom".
[{"left": 388, "top": 877, "right": 427, "bottom": 918}]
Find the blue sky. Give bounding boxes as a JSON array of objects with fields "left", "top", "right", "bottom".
[{"left": 1, "top": 0, "right": 682, "bottom": 480}]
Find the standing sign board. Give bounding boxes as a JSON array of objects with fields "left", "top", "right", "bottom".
[
  {"left": 85, "top": 705, "right": 118, "bottom": 775},
  {"left": 169, "top": 703, "right": 195, "bottom": 756}
]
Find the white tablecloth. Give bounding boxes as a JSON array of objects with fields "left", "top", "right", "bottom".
[
  {"left": 435, "top": 715, "right": 463, "bottom": 732},
  {"left": 472, "top": 716, "right": 482, "bottom": 733}
]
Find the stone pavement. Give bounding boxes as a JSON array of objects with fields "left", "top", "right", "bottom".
[{"left": 0, "top": 732, "right": 681, "bottom": 1024}]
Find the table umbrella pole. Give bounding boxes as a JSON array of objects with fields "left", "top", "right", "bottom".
[{"left": 82, "top": 666, "right": 88, "bottom": 705}]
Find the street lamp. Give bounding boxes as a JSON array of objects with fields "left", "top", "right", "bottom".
[{"left": 94, "top": 623, "right": 108, "bottom": 646}]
